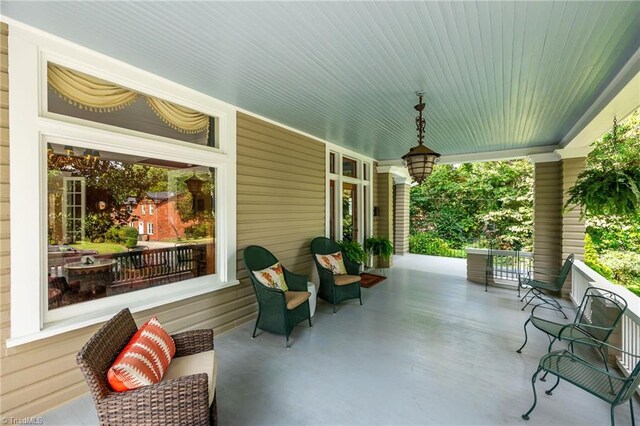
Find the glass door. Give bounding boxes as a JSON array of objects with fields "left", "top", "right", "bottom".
[{"left": 342, "top": 183, "right": 358, "bottom": 241}]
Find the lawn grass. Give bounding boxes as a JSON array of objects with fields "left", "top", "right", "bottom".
[{"left": 71, "top": 241, "right": 127, "bottom": 254}]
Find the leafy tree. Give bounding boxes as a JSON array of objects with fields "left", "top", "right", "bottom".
[{"left": 410, "top": 159, "right": 533, "bottom": 251}]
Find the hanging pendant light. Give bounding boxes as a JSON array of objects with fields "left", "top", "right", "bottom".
[{"left": 402, "top": 91, "right": 441, "bottom": 184}]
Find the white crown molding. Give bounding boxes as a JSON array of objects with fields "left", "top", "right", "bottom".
[
  {"left": 439, "top": 145, "right": 558, "bottom": 164},
  {"left": 528, "top": 152, "right": 562, "bottom": 163},
  {"left": 561, "top": 46, "right": 640, "bottom": 148},
  {"left": 555, "top": 145, "right": 591, "bottom": 160}
]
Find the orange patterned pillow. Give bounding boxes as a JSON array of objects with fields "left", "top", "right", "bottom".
[
  {"left": 107, "top": 316, "right": 176, "bottom": 392},
  {"left": 315, "top": 251, "right": 347, "bottom": 275},
  {"left": 252, "top": 262, "right": 289, "bottom": 291}
]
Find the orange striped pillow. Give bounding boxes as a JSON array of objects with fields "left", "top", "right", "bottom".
[{"left": 107, "top": 316, "right": 176, "bottom": 392}]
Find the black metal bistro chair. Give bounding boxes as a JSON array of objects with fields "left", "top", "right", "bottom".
[
  {"left": 522, "top": 338, "right": 640, "bottom": 426},
  {"left": 517, "top": 287, "right": 627, "bottom": 382},
  {"left": 519, "top": 254, "right": 574, "bottom": 317}
]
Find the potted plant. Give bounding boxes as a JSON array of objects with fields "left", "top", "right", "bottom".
[
  {"left": 565, "top": 116, "right": 640, "bottom": 219},
  {"left": 336, "top": 240, "right": 367, "bottom": 267},
  {"left": 364, "top": 237, "right": 394, "bottom": 270}
]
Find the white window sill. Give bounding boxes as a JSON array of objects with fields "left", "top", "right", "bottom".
[{"left": 6, "top": 279, "right": 240, "bottom": 349}]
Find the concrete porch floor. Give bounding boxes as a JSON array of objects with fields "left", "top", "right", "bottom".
[{"left": 42, "top": 254, "right": 635, "bottom": 425}]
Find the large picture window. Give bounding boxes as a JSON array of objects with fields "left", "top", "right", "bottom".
[{"left": 47, "top": 143, "right": 216, "bottom": 310}]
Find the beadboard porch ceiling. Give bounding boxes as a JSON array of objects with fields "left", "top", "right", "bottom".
[{"left": 3, "top": 1, "right": 639, "bottom": 160}]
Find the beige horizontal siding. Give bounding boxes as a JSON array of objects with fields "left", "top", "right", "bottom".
[
  {"left": 562, "top": 157, "right": 586, "bottom": 261},
  {"left": 0, "top": 46, "right": 327, "bottom": 417},
  {"left": 533, "top": 161, "right": 562, "bottom": 282},
  {"left": 236, "top": 112, "right": 325, "bottom": 290},
  {"left": 375, "top": 172, "right": 393, "bottom": 267},
  {"left": 394, "top": 183, "right": 410, "bottom": 255}
]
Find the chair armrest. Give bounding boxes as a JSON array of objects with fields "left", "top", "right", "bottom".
[
  {"left": 343, "top": 257, "right": 360, "bottom": 275},
  {"left": 564, "top": 338, "right": 640, "bottom": 359},
  {"left": 172, "top": 329, "right": 214, "bottom": 357},
  {"left": 97, "top": 374, "right": 210, "bottom": 423},
  {"left": 542, "top": 350, "right": 631, "bottom": 382},
  {"left": 254, "top": 284, "right": 287, "bottom": 304},
  {"left": 315, "top": 263, "right": 335, "bottom": 284},
  {"left": 283, "top": 268, "right": 308, "bottom": 292}
]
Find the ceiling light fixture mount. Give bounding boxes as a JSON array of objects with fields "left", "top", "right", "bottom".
[{"left": 402, "top": 91, "right": 441, "bottom": 184}]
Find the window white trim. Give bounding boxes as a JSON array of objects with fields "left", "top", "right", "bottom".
[
  {"left": 149, "top": 204, "right": 154, "bottom": 215},
  {"left": 141, "top": 204, "right": 146, "bottom": 215},
  {"left": 8, "top": 24, "right": 237, "bottom": 343},
  {"left": 325, "top": 148, "right": 373, "bottom": 244},
  {"left": 147, "top": 222, "right": 154, "bottom": 235}
]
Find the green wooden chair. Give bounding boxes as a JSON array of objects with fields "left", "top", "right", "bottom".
[
  {"left": 520, "top": 253, "right": 574, "bottom": 317},
  {"left": 310, "top": 237, "right": 362, "bottom": 313},
  {"left": 517, "top": 287, "right": 627, "bottom": 382},
  {"left": 522, "top": 338, "right": 640, "bottom": 426},
  {"left": 243, "top": 245, "right": 312, "bottom": 348}
]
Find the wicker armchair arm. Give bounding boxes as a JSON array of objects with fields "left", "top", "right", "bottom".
[
  {"left": 344, "top": 259, "right": 360, "bottom": 276},
  {"left": 283, "top": 268, "right": 308, "bottom": 291},
  {"left": 316, "top": 264, "right": 335, "bottom": 283},
  {"left": 172, "top": 329, "right": 214, "bottom": 357},
  {"left": 98, "top": 374, "right": 210, "bottom": 424}
]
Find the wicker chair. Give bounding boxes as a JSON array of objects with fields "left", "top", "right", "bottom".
[
  {"left": 243, "top": 245, "right": 312, "bottom": 348},
  {"left": 310, "top": 237, "right": 362, "bottom": 313},
  {"left": 76, "top": 308, "right": 218, "bottom": 425}
]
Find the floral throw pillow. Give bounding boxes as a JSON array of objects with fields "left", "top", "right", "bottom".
[
  {"left": 252, "top": 262, "right": 289, "bottom": 291},
  {"left": 315, "top": 251, "right": 347, "bottom": 275}
]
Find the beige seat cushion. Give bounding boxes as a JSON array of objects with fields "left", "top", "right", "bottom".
[
  {"left": 334, "top": 274, "right": 361, "bottom": 286},
  {"left": 162, "top": 350, "right": 216, "bottom": 406},
  {"left": 285, "top": 290, "right": 311, "bottom": 310}
]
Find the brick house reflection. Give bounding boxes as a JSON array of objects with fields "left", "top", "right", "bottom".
[{"left": 126, "top": 191, "right": 210, "bottom": 241}]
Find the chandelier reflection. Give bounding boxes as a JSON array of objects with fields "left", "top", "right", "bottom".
[{"left": 48, "top": 144, "right": 101, "bottom": 169}]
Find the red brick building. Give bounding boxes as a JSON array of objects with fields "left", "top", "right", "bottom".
[{"left": 128, "top": 192, "right": 196, "bottom": 241}]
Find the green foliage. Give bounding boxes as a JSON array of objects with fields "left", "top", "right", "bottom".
[
  {"left": 566, "top": 111, "right": 640, "bottom": 219},
  {"left": 185, "top": 222, "right": 209, "bottom": 239},
  {"left": 584, "top": 234, "right": 614, "bottom": 280},
  {"left": 410, "top": 159, "right": 533, "bottom": 252},
  {"left": 599, "top": 251, "right": 640, "bottom": 294},
  {"left": 105, "top": 226, "right": 139, "bottom": 248},
  {"left": 364, "top": 237, "right": 394, "bottom": 261},
  {"left": 409, "top": 232, "right": 466, "bottom": 258},
  {"left": 337, "top": 240, "right": 367, "bottom": 264},
  {"left": 85, "top": 212, "right": 114, "bottom": 243}
]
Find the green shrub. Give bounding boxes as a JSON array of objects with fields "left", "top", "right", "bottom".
[
  {"left": 584, "top": 234, "right": 614, "bottom": 280},
  {"left": 119, "top": 227, "right": 139, "bottom": 248},
  {"left": 105, "top": 225, "right": 138, "bottom": 248},
  {"left": 185, "top": 222, "right": 209, "bottom": 240},
  {"left": 409, "top": 232, "right": 466, "bottom": 258},
  {"left": 599, "top": 251, "right": 640, "bottom": 287}
]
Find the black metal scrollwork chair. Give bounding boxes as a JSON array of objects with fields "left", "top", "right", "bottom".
[
  {"left": 522, "top": 338, "right": 640, "bottom": 426},
  {"left": 310, "top": 237, "right": 362, "bottom": 313},
  {"left": 517, "top": 287, "right": 627, "bottom": 381},
  {"left": 520, "top": 253, "right": 575, "bottom": 317},
  {"left": 243, "top": 245, "right": 312, "bottom": 347}
]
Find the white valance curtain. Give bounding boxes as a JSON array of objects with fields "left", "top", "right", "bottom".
[{"left": 47, "top": 63, "right": 209, "bottom": 134}]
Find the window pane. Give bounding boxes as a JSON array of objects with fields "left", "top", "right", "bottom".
[
  {"left": 342, "top": 183, "right": 357, "bottom": 241},
  {"left": 342, "top": 157, "right": 357, "bottom": 178},
  {"left": 329, "top": 180, "right": 335, "bottom": 240},
  {"left": 47, "top": 142, "right": 216, "bottom": 310},
  {"left": 47, "top": 63, "right": 217, "bottom": 148},
  {"left": 329, "top": 152, "right": 336, "bottom": 174}
]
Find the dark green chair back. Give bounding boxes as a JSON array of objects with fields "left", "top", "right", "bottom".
[
  {"left": 310, "top": 237, "right": 341, "bottom": 256},
  {"left": 553, "top": 253, "right": 575, "bottom": 290},
  {"left": 575, "top": 287, "right": 627, "bottom": 342},
  {"left": 243, "top": 245, "right": 279, "bottom": 277}
]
